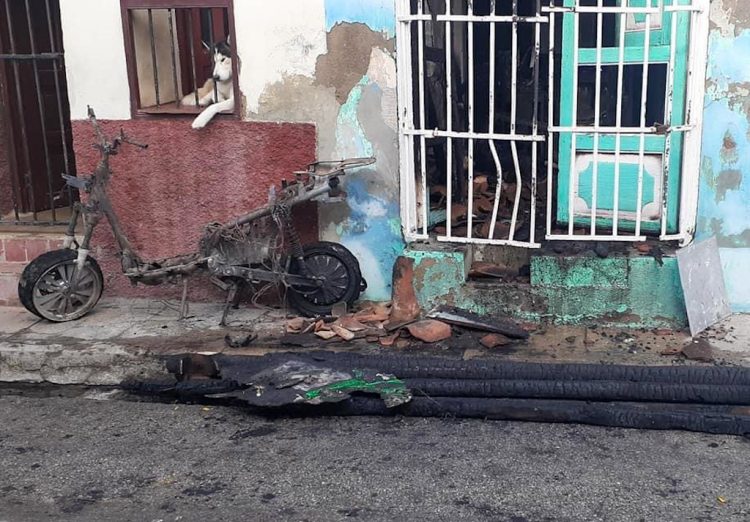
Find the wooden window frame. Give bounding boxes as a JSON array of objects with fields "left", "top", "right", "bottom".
[{"left": 120, "top": 0, "right": 240, "bottom": 118}]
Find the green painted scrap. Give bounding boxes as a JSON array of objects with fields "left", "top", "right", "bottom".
[{"left": 303, "top": 370, "right": 412, "bottom": 408}]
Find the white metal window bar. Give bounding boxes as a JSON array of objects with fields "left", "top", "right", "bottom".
[
  {"left": 397, "top": 0, "right": 547, "bottom": 249},
  {"left": 397, "top": 0, "right": 710, "bottom": 248}
]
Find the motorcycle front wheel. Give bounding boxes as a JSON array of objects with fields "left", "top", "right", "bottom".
[{"left": 18, "top": 249, "right": 104, "bottom": 322}]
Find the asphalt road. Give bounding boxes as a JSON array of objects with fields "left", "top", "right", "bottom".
[{"left": 0, "top": 390, "right": 748, "bottom": 522}]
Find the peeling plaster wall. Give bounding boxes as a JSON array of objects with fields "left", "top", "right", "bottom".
[
  {"left": 250, "top": 1, "right": 404, "bottom": 301},
  {"left": 696, "top": 1, "right": 750, "bottom": 311},
  {"left": 56, "top": 0, "right": 404, "bottom": 302},
  {"left": 233, "top": 0, "right": 328, "bottom": 115}
]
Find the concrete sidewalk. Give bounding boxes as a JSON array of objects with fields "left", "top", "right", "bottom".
[
  {"left": 1, "top": 298, "right": 749, "bottom": 386},
  {"left": 0, "top": 298, "right": 289, "bottom": 385}
]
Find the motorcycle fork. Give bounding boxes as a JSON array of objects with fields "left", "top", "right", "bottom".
[{"left": 280, "top": 208, "right": 309, "bottom": 276}]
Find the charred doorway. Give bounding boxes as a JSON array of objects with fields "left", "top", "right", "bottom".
[{"left": 398, "top": 0, "right": 549, "bottom": 247}]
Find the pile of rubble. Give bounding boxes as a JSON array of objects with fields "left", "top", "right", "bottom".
[
  {"left": 430, "top": 174, "right": 528, "bottom": 240},
  {"left": 284, "top": 257, "right": 530, "bottom": 348}
]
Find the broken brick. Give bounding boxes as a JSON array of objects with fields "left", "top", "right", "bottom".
[
  {"left": 334, "top": 316, "right": 368, "bottom": 332},
  {"left": 330, "top": 325, "right": 355, "bottom": 341},
  {"left": 479, "top": 333, "right": 512, "bottom": 349},
  {"left": 354, "top": 302, "right": 391, "bottom": 323},
  {"left": 473, "top": 175, "right": 489, "bottom": 195},
  {"left": 636, "top": 243, "right": 651, "bottom": 253},
  {"left": 286, "top": 317, "right": 306, "bottom": 333},
  {"left": 406, "top": 320, "right": 452, "bottom": 343},
  {"left": 474, "top": 196, "right": 494, "bottom": 213},
  {"left": 387, "top": 256, "right": 421, "bottom": 328},
  {"left": 451, "top": 203, "right": 468, "bottom": 221},
  {"left": 379, "top": 332, "right": 400, "bottom": 347},
  {"left": 682, "top": 339, "right": 714, "bottom": 362}
]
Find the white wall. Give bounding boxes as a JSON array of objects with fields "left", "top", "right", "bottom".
[
  {"left": 233, "top": 0, "right": 327, "bottom": 114},
  {"left": 60, "top": 0, "right": 131, "bottom": 120}
]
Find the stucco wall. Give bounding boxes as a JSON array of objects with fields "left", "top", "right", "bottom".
[
  {"left": 696, "top": 0, "right": 750, "bottom": 311},
  {"left": 59, "top": 0, "right": 131, "bottom": 120},
  {"left": 58, "top": 0, "right": 404, "bottom": 302},
  {"left": 249, "top": 0, "right": 404, "bottom": 301}
]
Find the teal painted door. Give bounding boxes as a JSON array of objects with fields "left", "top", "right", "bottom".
[{"left": 557, "top": 0, "right": 690, "bottom": 234}]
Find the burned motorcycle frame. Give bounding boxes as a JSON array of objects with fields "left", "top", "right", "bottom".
[{"left": 18, "top": 108, "right": 373, "bottom": 324}]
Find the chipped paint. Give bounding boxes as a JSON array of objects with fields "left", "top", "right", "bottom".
[
  {"left": 245, "top": 1, "right": 403, "bottom": 301},
  {"left": 709, "top": 0, "right": 750, "bottom": 38},
  {"left": 531, "top": 256, "right": 686, "bottom": 327},
  {"left": 316, "top": 23, "right": 394, "bottom": 104},
  {"left": 233, "top": 0, "right": 327, "bottom": 114},
  {"left": 326, "top": 75, "right": 404, "bottom": 301},
  {"left": 404, "top": 248, "right": 686, "bottom": 328},
  {"left": 406, "top": 248, "right": 471, "bottom": 311},
  {"left": 697, "top": 2, "right": 750, "bottom": 310},
  {"left": 324, "top": 0, "right": 396, "bottom": 37}
]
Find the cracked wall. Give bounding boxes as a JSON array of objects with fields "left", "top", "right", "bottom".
[
  {"left": 249, "top": 1, "right": 403, "bottom": 301},
  {"left": 696, "top": 0, "right": 750, "bottom": 310}
]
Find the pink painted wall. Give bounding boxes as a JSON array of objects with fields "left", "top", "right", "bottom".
[{"left": 71, "top": 118, "right": 318, "bottom": 301}]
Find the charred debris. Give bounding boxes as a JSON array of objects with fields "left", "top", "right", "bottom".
[
  {"left": 122, "top": 257, "right": 750, "bottom": 437},
  {"left": 124, "top": 350, "right": 750, "bottom": 437}
]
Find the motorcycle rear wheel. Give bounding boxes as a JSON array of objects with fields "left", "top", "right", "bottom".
[{"left": 287, "top": 242, "right": 364, "bottom": 317}]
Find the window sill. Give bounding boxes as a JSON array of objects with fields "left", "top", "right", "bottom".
[{"left": 135, "top": 101, "right": 236, "bottom": 117}]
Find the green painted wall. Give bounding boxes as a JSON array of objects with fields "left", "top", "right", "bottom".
[
  {"left": 531, "top": 255, "right": 686, "bottom": 327},
  {"left": 404, "top": 247, "right": 687, "bottom": 328}
]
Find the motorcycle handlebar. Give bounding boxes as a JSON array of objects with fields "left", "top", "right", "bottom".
[
  {"left": 299, "top": 157, "right": 376, "bottom": 178},
  {"left": 87, "top": 106, "right": 148, "bottom": 155}
]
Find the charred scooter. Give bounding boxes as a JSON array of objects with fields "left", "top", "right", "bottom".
[{"left": 18, "top": 108, "right": 374, "bottom": 324}]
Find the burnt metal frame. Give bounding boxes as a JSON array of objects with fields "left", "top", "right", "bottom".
[
  {"left": 66, "top": 108, "right": 373, "bottom": 323},
  {"left": 119, "top": 0, "right": 240, "bottom": 118},
  {"left": 0, "top": 0, "right": 75, "bottom": 226}
]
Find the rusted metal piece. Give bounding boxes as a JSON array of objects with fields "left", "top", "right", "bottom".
[{"left": 427, "top": 305, "right": 529, "bottom": 340}]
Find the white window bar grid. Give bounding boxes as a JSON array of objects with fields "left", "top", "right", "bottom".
[
  {"left": 397, "top": 0, "right": 710, "bottom": 248},
  {"left": 397, "top": 0, "right": 547, "bottom": 249}
]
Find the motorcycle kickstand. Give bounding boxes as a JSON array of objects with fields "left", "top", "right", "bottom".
[
  {"left": 179, "top": 278, "right": 190, "bottom": 320},
  {"left": 220, "top": 282, "right": 239, "bottom": 327}
]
